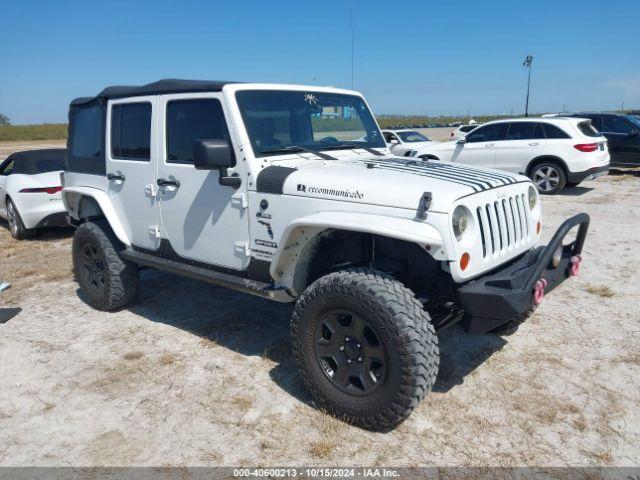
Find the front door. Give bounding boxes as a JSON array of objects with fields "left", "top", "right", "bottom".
[
  {"left": 602, "top": 115, "right": 640, "bottom": 166},
  {"left": 157, "top": 93, "right": 250, "bottom": 270},
  {"left": 106, "top": 97, "right": 160, "bottom": 250},
  {"left": 451, "top": 123, "right": 508, "bottom": 167},
  {"left": 494, "top": 122, "right": 546, "bottom": 173}
]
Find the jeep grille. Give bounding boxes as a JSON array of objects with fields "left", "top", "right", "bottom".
[{"left": 476, "top": 193, "right": 531, "bottom": 258}]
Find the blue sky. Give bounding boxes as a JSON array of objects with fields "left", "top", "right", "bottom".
[{"left": 1, "top": 0, "right": 639, "bottom": 124}]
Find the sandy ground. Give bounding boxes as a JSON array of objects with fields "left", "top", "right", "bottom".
[{"left": 0, "top": 140, "right": 639, "bottom": 467}]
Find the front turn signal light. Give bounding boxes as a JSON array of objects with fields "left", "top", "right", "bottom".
[
  {"left": 460, "top": 252, "right": 470, "bottom": 271},
  {"left": 536, "top": 221, "right": 541, "bottom": 234}
]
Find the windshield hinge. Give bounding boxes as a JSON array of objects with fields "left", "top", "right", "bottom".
[
  {"left": 144, "top": 183, "right": 158, "bottom": 198},
  {"left": 234, "top": 241, "right": 250, "bottom": 257},
  {"left": 417, "top": 192, "right": 432, "bottom": 220}
]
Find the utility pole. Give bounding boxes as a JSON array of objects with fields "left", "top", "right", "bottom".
[
  {"left": 523, "top": 55, "right": 534, "bottom": 117},
  {"left": 350, "top": 0, "right": 354, "bottom": 89}
]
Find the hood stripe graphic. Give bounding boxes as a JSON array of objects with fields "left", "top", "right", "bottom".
[{"left": 363, "top": 158, "right": 519, "bottom": 191}]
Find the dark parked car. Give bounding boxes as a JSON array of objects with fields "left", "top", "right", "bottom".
[{"left": 565, "top": 112, "right": 640, "bottom": 166}]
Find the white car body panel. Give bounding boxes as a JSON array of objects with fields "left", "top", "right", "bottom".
[
  {"left": 0, "top": 170, "right": 65, "bottom": 229},
  {"left": 381, "top": 129, "right": 438, "bottom": 157}
]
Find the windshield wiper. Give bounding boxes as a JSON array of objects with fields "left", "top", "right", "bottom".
[
  {"left": 321, "top": 143, "right": 385, "bottom": 156},
  {"left": 260, "top": 145, "right": 337, "bottom": 160}
]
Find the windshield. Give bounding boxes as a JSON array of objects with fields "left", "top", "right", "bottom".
[
  {"left": 236, "top": 90, "right": 385, "bottom": 157},
  {"left": 624, "top": 114, "right": 640, "bottom": 129},
  {"left": 397, "top": 131, "right": 430, "bottom": 143}
]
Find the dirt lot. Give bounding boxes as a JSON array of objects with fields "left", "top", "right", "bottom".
[{"left": 1, "top": 140, "right": 639, "bottom": 467}]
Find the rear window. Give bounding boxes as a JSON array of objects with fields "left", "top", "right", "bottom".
[
  {"left": 70, "top": 104, "right": 103, "bottom": 158},
  {"left": 577, "top": 121, "right": 600, "bottom": 138},
  {"left": 542, "top": 123, "right": 570, "bottom": 139}
]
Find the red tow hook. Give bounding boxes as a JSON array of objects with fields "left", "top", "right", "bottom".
[
  {"left": 570, "top": 254, "right": 582, "bottom": 277},
  {"left": 533, "top": 279, "right": 548, "bottom": 305}
]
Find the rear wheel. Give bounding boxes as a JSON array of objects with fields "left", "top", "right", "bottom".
[
  {"left": 291, "top": 269, "right": 439, "bottom": 430},
  {"left": 73, "top": 220, "right": 138, "bottom": 311},
  {"left": 6, "top": 199, "right": 34, "bottom": 240},
  {"left": 529, "top": 161, "right": 567, "bottom": 194}
]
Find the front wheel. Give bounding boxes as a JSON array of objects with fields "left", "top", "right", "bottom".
[
  {"left": 529, "top": 162, "right": 567, "bottom": 194},
  {"left": 72, "top": 220, "right": 139, "bottom": 311},
  {"left": 291, "top": 269, "right": 439, "bottom": 430}
]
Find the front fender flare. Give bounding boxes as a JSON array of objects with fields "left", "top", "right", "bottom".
[
  {"left": 62, "top": 186, "right": 130, "bottom": 246},
  {"left": 270, "top": 211, "right": 447, "bottom": 293}
]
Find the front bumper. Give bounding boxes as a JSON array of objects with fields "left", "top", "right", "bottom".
[
  {"left": 567, "top": 165, "right": 609, "bottom": 183},
  {"left": 456, "top": 213, "right": 590, "bottom": 333}
]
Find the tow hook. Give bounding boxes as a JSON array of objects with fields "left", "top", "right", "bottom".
[
  {"left": 533, "top": 278, "right": 548, "bottom": 305},
  {"left": 570, "top": 254, "right": 582, "bottom": 277}
]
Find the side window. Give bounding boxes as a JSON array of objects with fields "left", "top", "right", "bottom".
[
  {"left": 465, "top": 123, "right": 507, "bottom": 143},
  {"left": 0, "top": 159, "right": 14, "bottom": 176},
  {"left": 505, "top": 122, "right": 545, "bottom": 140},
  {"left": 166, "top": 99, "right": 233, "bottom": 165},
  {"left": 542, "top": 123, "right": 570, "bottom": 139},
  {"left": 111, "top": 103, "right": 152, "bottom": 160},
  {"left": 602, "top": 115, "right": 633, "bottom": 134},
  {"left": 586, "top": 115, "right": 602, "bottom": 131},
  {"left": 70, "top": 104, "right": 103, "bottom": 158}
]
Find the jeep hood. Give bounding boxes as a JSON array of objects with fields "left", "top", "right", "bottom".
[{"left": 257, "top": 154, "right": 527, "bottom": 213}]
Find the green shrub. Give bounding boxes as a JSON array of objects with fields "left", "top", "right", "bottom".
[{"left": 0, "top": 124, "right": 68, "bottom": 141}]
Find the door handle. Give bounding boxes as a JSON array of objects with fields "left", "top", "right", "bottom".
[
  {"left": 529, "top": 142, "right": 539, "bottom": 146},
  {"left": 484, "top": 143, "right": 495, "bottom": 147},
  {"left": 107, "top": 173, "right": 125, "bottom": 182},
  {"left": 157, "top": 178, "right": 180, "bottom": 188}
]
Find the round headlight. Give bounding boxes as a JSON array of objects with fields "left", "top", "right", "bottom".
[
  {"left": 452, "top": 206, "right": 469, "bottom": 240},
  {"left": 528, "top": 185, "right": 537, "bottom": 210}
]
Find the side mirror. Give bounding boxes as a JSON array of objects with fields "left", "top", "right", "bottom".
[
  {"left": 193, "top": 139, "right": 241, "bottom": 188},
  {"left": 389, "top": 139, "right": 399, "bottom": 145}
]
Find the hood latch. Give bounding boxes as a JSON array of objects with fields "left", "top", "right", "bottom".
[{"left": 417, "top": 192, "right": 432, "bottom": 220}]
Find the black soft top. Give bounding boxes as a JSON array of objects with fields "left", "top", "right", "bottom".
[
  {"left": 70, "top": 79, "right": 241, "bottom": 106},
  {"left": 6, "top": 148, "right": 67, "bottom": 174}
]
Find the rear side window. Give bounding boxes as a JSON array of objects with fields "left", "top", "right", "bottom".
[
  {"left": 577, "top": 121, "right": 600, "bottom": 138},
  {"left": 0, "top": 159, "right": 13, "bottom": 176},
  {"left": 466, "top": 123, "right": 507, "bottom": 143},
  {"left": 505, "top": 122, "right": 545, "bottom": 140},
  {"left": 166, "top": 99, "right": 233, "bottom": 165},
  {"left": 70, "top": 104, "right": 103, "bottom": 158},
  {"left": 542, "top": 123, "right": 570, "bottom": 139},
  {"left": 602, "top": 115, "right": 633, "bottom": 134},
  {"left": 111, "top": 103, "right": 152, "bottom": 160}
]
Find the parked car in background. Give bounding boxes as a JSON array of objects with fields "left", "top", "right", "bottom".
[
  {"left": 563, "top": 112, "right": 640, "bottom": 167},
  {"left": 0, "top": 149, "right": 67, "bottom": 239},
  {"left": 382, "top": 129, "right": 437, "bottom": 156},
  {"left": 450, "top": 124, "right": 481, "bottom": 140},
  {"left": 413, "top": 117, "right": 609, "bottom": 194}
]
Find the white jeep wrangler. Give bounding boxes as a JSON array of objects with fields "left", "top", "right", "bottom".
[{"left": 62, "top": 80, "right": 589, "bottom": 429}]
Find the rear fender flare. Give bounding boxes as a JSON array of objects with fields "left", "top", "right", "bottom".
[{"left": 62, "top": 186, "right": 130, "bottom": 245}]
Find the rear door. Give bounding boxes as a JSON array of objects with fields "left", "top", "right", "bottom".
[
  {"left": 601, "top": 115, "right": 639, "bottom": 166},
  {"left": 156, "top": 93, "right": 250, "bottom": 270},
  {"left": 452, "top": 123, "right": 507, "bottom": 167},
  {"left": 106, "top": 96, "right": 160, "bottom": 250},
  {"left": 494, "top": 122, "right": 546, "bottom": 173}
]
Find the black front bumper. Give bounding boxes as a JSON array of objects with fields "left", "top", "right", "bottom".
[{"left": 456, "top": 213, "right": 590, "bottom": 334}]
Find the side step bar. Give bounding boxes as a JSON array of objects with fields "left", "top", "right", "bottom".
[{"left": 120, "top": 249, "right": 294, "bottom": 303}]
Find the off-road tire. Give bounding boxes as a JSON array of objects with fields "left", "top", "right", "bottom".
[
  {"left": 291, "top": 268, "right": 439, "bottom": 430},
  {"left": 72, "top": 220, "right": 138, "bottom": 311},
  {"left": 490, "top": 306, "right": 537, "bottom": 336},
  {"left": 6, "top": 199, "right": 34, "bottom": 240}
]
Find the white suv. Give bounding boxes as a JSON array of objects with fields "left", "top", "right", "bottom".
[
  {"left": 61, "top": 80, "right": 590, "bottom": 429},
  {"left": 413, "top": 118, "right": 610, "bottom": 194}
]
